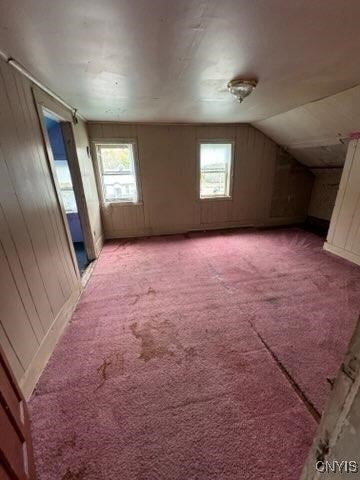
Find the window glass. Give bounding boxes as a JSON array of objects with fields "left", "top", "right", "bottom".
[
  {"left": 200, "top": 143, "right": 232, "bottom": 198},
  {"left": 102, "top": 174, "right": 137, "bottom": 202},
  {"left": 101, "top": 146, "right": 132, "bottom": 173},
  {"left": 97, "top": 144, "right": 138, "bottom": 203}
]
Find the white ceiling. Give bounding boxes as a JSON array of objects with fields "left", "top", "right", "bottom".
[
  {"left": 254, "top": 84, "right": 360, "bottom": 167},
  {"left": 1, "top": 0, "right": 360, "bottom": 122},
  {"left": 288, "top": 143, "right": 348, "bottom": 169},
  {"left": 254, "top": 85, "right": 360, "bottom": 149}
]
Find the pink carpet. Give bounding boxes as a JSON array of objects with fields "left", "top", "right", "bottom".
[{"left": 29, "top": 228, "right": 360, "bottom": 480}]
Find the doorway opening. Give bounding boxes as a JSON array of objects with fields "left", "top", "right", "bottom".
[{"left": 43, "top": 113, "right": 90, "bottom": 275}]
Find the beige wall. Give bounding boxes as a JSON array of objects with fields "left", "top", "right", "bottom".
[
  {"left": 325, "top": 140, "right": 360, "bottom": 266},
  {"left": 270, "top": 149, "right": 314, "bottom": 219},
  {"left": 0, "top": 58, "right": 99, "bottom": 398},
  {"left": 88, "top": 123, "right": 313, "bottom": 238},
  {"left": 308, "top": 170, "right": 342, "bottom": 221}
]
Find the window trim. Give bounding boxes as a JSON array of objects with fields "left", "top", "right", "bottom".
[
  {"left": 197, "top": 139, "right": 235, "bottom": 201},
  {"left": 92, "top": 138, "right": 143, "bottom": 206}
]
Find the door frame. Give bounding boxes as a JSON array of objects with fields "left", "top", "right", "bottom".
[
  {"left": 32, "top": 87, "right": 96, "bottom": 279},
  {"left": 60, "top": 121, "right": 96, "bottom": 261}
]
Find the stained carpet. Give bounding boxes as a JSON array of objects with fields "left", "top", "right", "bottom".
[{"left": 29, "top": 228, "right": 360, "bottom": 480}]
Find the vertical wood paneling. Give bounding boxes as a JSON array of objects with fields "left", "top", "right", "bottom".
[
  {"left": 17, "top": 73, "right": 77, "bottom": 303},
  {"left": 22, "top": 83, "right": 78, "bottom": 293},
  {"left": 101, "top": 204, "right": 145, "bottom": 237},
  {"left": 333, "top": 146, "right": 360, "bottom": 249},
  {"left": 0, "top": 206, "right": 43, "bottom": 342},
  {"left": 0, "top": 63, "right": 67, "bottom": 317},
  {"left": 231, "top": 126, "right": 255, "bottom": 221},
  {"left": 0, "top": 242, "right": 39, "bottom": 369},
  {"left": 200, "top": 200, "right": 232, "bottom": 225},
  {"left": 89, "top": 122, "right": 310, "bottom": 237},
  {"left": 327, "top": 142, "right": 357, "bottom": 244},
  {"left": 138, "top": 125, "right": 197, "bottom": 234},
  {"left": 325, "top": 140, "right": 360, "bottom": 265},
  {"left": 0, "top": 57, "right": 80, "bottom": 391},
  {"left": 0, "top": 131, "right": 54, "bottom": 335},
  {"left": 270, "top": 148, "right": 313, "bottom": 219},
  {"left": 308, "top": 170, "right": 342, "bottom": 221},
  {"left": 347, "top": 204, "right": 360, "bottom": 255},
  {"left": 256, "top": 135, "right": 277, "bottom": 221},
  {"left": 0, "top": 324, "right": 24, "bottom": 381}
]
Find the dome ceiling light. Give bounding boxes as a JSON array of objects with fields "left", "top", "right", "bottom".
[{"left": 227, "top": 79, "right": 257, "bottom": 103}]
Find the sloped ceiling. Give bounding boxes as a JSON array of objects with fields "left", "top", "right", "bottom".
[
  {"left": 287, "top": 143, "right": 349, "bottom": 169},
  {"left": 1, "top": 0, "right": 360, "bottom": 124},
  {"left": 254, "top": 85, "right": 360, "bottom": 167}
]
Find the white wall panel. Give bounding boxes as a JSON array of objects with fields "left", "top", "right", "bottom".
[{"left": 325, "top": 140, "right": 360, "bottom": 265}]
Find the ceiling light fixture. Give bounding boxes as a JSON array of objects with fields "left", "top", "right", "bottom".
[{"left": 227, "top": 79, "right": 257, "bottom": 103}]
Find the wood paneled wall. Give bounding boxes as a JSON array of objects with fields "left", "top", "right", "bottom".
[
  {"left": 325, "top": 140, "right": 360, "bottom": 265},
  {"left": 88, "top": 123, "right": 313, "bottom": 238},
  {"left": 308, "top": 170, "right": 342, "bottom": 221},
  {"left": 0, "top": 58, "right": 95, "bottom": 398}
]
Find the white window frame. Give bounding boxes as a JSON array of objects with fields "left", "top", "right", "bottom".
[
  {"left": 197, "top": 140, "right": 235, "bottom": 200},
  {"left": 92, "top": 139, "right": 142, "bottom": 205}
]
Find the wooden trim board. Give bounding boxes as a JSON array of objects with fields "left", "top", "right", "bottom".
[
  {"left": 324, "top": 241, "right": 360, "bottom": 267},
  {"left": 19, "top": 288, "right": 80, "bottom": 400}
]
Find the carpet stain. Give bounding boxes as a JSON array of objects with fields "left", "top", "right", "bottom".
[
  {"left": 130, "top": 320, "right": 174, "bottom": 361},
  {"left": 130, "top": 319, "right": 193, "bottom": 363},
  {"left": 129, "top": 288, "right": 156, "bottom": 306},
  {"left": 95, "top": 351, "right": 124, "bottom": 390},
  {"left": 55, "top": 432, "right": 76, "bottom": 458},
  {"left": 346, "top": 278, "right": 360, "bottom": 290},
  {"left": 120, "top": 240, "right": 133, "bottom": 249},
  {"left": 265, "top": 296, "right": 279, "bottom": 303},
  {"left": 61, "top": 466, "right": 86, "bottom": 480},
  {"left": 130, "top": 294, "right": 140, "bottom": 305}
]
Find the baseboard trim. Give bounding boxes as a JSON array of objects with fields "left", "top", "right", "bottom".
[
  {"left": 303, "top": 216, "right": 330, "bottom": 238},
  {"left": 19, "top": 288, "right": 81, "bottom": 400},
  {"left": 324, "top": 242, "right": 360, "bottom": 266},
  {"left": 104, "top": 217, "right": 307, "bottom": 239},
  {"left": 263, "top": 216, "right": 307, "bottom": 226},
  {"left": 94, "top": 235, "right": 104, "bottom": 257}
]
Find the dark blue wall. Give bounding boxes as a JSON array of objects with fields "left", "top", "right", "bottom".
[{"left": 45, "top": 116, "right": 67, "bottom": 161}]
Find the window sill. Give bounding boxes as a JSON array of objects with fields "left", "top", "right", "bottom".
[
  {"left": 103, "top": 201, "right": 144, "bottom": 207},
  {"left": 199, "top": 196, "right": 232, "bottom": 202}
]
